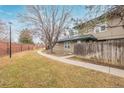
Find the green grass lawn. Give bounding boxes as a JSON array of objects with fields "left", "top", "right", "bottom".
[{"left": 0, "top": 50, "right": 124, "bottom": 88}]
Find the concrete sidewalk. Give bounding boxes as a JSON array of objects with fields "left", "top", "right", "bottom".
[
  {"left": 60, "top": 55, "right": 75, "bottom": 59},
  {"left": 37, "top": 51, "right": 124, "bottom": 78}
]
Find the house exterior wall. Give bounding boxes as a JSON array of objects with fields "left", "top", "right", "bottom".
[
  {"left": 54, "top": 41, "right": 77, "bottom": 54},
  {"left": 83, "top": 17, "right": 124, "bottom": 40},
  {"left": 53, "top": 43, "right": 64, "bottom": 52},
  {"left": 63, "top": 41, "right": 75, "bottom": 53},
  {"left": 55, "top": 17, "right": 124, "bottom": 53}
]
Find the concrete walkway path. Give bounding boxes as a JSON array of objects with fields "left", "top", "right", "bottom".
[
  {"left": 60, "top": 55, "right": 75, "bottom": 59},
  {"left": 37, "top": 51, "right": 124, "bottom": 78}
]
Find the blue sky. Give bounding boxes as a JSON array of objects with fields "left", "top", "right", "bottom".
[
  {"left": 0, "top": 5, "right": 86, "bottom": 43},
  {"left": 0, "top": 5, "right": 26, "bottom": 42}
]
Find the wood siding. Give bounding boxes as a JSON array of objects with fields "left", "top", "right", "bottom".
[{"left": 83, "top": 17, "right": 124, "bottom": 40}]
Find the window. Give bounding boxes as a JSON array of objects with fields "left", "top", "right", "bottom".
[
  {"left": 64, "top": 42, "right": 67, "bottom": 48},
  {"left": 68, "top": 43, "right": 70, "bottom": 48},
  {"left": 94, "top": 27, "right": 100, "bottom": 33},
  {"left": 64, "top": 42, "right": 70, "bottom": 49},
  {"left": 101, "top": 25, "right": 105, "bottom": 31},
  {"left": 94, "top": 23, "right": 107, "bottom": 33},
  {"left": 100, "top": 25, "right": 107, "bottom": 32}
]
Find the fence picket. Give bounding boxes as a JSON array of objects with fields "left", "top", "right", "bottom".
[{"left": 74, "top": 39, "right": 124, "bottom": 67}]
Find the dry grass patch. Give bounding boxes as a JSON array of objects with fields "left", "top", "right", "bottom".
[
  {"left": 43, "top": 48, "right": 71, "bottom": 57},
  {"left": 0, "top": 50, "right": 124, "bottom": 87},
  {"left": 69, "top": 56, "right": 124, "bottom": 70}
]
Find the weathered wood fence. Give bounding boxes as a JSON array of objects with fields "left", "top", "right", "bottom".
[
  {"left": 74, "top": 39, "right": 124, "bottom": 67},
  {"left": 0, "top": 42, "right": 41, "bottom": 57}
]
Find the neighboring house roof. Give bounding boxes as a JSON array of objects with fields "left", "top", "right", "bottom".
[
  {"left": 58, "top": 34, "right": 97, "bottom": 42},
  {"left": 74, "top": 7, "right": 122, "bottom": 30},
  {"left": 73, "top": 17, "right": 103, "bottom": 30}
]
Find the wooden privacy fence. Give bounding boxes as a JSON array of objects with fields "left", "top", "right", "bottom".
[
  {"left": 0, "top": 42, "right": 40, "bottom": 57},
  {"left": 74, "top": 39, "right": 124, "bottom": 67}
]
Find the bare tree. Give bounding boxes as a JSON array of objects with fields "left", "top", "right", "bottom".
[
  {"left": 73, "top": 5, "right": 124, "bottom": 34},
  {"left": 20, "top": 5, "right": 71, "bottom": 53},
  {"left": 85, "top": 6, "right": 124, "bottom": 27},
  {"left": 0, "top": 20, "right": 8, "bottom": 41}
]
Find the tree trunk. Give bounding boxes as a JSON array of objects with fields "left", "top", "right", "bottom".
[
  {"left": 50, "top": 48, "right": 53, "bottom": 53},
  {"left": 48, "top": 44, "right": 54, "bottom": 53}
]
